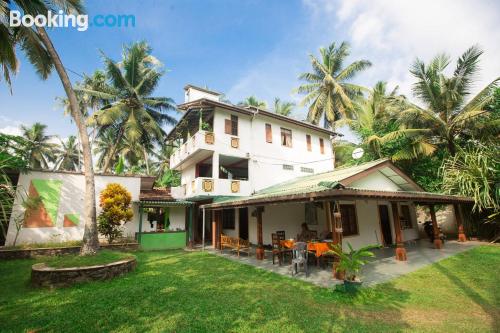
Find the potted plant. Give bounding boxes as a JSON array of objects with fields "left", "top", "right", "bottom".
[{"left": 330, "top": 242, "right": 379, "bottom": 292}]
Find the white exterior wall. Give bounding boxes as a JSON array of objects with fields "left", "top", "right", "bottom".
[
  {"left": 243, "top": 199, "right": 419, "bottom": 250},
  {"left": 5, "top": 171, "right": 142, "bottom": 246},
  {"left": 169, "top": 207, "right": 187, "bottom": 231},
  {"left": 350, "top": 172, "right": 402, "bottom": 191},
  {"left": 249, "top": 115, "right": 333, "bottom": 192},
  {"left": 171, "top": 105, "right": 335, "bottom": 198}
]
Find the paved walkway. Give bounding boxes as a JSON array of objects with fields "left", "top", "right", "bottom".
[{"left": 208, "top": 240, "right": 481, "bottom": 288}]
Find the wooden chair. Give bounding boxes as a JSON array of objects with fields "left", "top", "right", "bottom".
[
  {"left": 276, "top": 230, "right": 292, "bottom": 263},
  {"left": 272, "top": 233, "right": 284, "bottom": 265}
]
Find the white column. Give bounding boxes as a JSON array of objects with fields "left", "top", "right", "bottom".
[{"left": 212, "top": 152, "right": 219, "bottom": 179}]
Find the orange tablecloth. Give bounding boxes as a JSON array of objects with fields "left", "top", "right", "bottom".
[
  {"left": 280, "top": 240, "right": 295, "bottom": 249},
  {"left": 307, "top": 242, "right": 333, "bottom": 257},
  {"left": 280, "top": 240, "right": 333, "bottom": 257}
]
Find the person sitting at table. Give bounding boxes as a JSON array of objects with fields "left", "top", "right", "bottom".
[{"left": 297, "top": 223, "right": 316, "bottom": 242}]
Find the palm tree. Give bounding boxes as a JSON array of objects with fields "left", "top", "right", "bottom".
[
  {"left": 238, "top": 96, "right": 267, "bottom": 108},
  {"left": 56, "top": 136, "right": 81, "bottom": 171},
  {"left": 93, "top": 126, "right": 121, "bottom": 171},
  {"left": 296, "top": 41, "right": 371, "bottom": 128},
  {"left": 273, "top": 98, "right": 295, "bottom": 116},
  {"left": 374, "top": 46, "right": 500, "bottom": 160},
  {"left": 1, "top": 0, "right": 100, "bottom": 255},
  {"left": 338, "top": 81, "right": 400, "bottom": 158},
  {"left": 82, "top": 41, "right": 177, "bottom": 173},
  {"left": 20, "top": 123, "right": 57, "bottom": 169}
]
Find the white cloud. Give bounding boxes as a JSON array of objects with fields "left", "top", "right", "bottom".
[
  {"left": 333, "top": 0, "right": 500, "bottom": 98},
  {"left": 0, "top": 116, "right": 24, "bottom": 136}
]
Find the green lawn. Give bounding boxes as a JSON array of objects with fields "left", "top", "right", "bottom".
[
  {"left": 0, "top": 246, "right": 498, "bottom": 333},
  {"left": 42, "top": 249, "right": 134, "bottom": 268}
]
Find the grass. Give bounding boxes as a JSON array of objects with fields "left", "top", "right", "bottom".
[
  {"left": 41, "top": 249, "right": 135, "bottom": 268},
  {"left": 0, "top": 245, "right": 498, "bottom": 332}
]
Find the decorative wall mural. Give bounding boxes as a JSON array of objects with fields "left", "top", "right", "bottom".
[
  {"left": 63, "top": 213, "right": 80, "bottom": 227},
  {"left": 24, "top": 179, "right": 63, "bottom": 228}
]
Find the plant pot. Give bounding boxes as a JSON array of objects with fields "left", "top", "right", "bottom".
[{"left": 343, "top": 279, "right": 362, "bottom": 293}]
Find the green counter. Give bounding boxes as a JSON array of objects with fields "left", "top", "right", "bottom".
[{"left": 138, "top": 231, "right": 187, "bottom": 250}]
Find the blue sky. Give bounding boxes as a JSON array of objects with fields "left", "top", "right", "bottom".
[{"left": 1, "top": 0, "right": 499, "bottom": 142}]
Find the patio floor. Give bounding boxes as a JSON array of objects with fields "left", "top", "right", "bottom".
[{"left": 207, "top": 239, "right": 481, "bottom": 288}]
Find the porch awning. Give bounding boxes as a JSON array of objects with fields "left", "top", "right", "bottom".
[
  {"left": 200, "top": 187, "right": 473, "bottom": 210},
  {"left": 135, "top": 200, "right": 193, "bottom": 208},
  {"left": 199, "top": 159, "right": 473, "bottom": 210}
]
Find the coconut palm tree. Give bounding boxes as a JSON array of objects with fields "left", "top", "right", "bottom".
[
  {"left": 373, "top": 46, "right": 500, "bottom": 160},
  {"left": 20, "top": 123, "right": 57, "bottom": 169},
  {"left": 1, "top": 0, "right": 100, "bottom": 255},
  {"left": 238, "top": 96, "right": 267, "bottom": 108},
  {"left": 93, "top": 126, "right": 121, "bottom": 171},
  {"left": 296, "top": 41, "right": 371, "bottom": 128},
  {"left": 55, "top": 136, "right": 81, "bottom": 171},
  {"left": 337, "top": 81, "right": 401, "bottom": 158},
  {"left": 82, "top": 41, "right": 177, "bottom": 173},
  {"left": 273, "top": 98, "right": 295, "bottom": 116}
]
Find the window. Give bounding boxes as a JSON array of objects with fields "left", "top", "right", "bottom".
[
  {"left": 224, "top": 115, "right": 238, "bottom": 136},
  {"left": 222, "top": 209, "right": 235, "bottom": 229},
  {"left": 231, "top": 115, "right": 238, "bottom": 136},
  {"left": 400, "top": 205, "right": 413, "bottom": 229},
  {"left": 306, "top": 134, "right": 312, "bottom": 151},
  {"left": 283, "top": 164, "right": 294, "bottom": 171},
  {"left": 340, "top": 204, "right": 358, "bottom": 236},
  {"left": 281, "top": 128, "right": 292, "bottom": 147},
  {"left": 319, "top": 138, "right": 325, "bottom": 154},
  {"left": 300, "top": 167, "right": 314, "bottom": 173},
  {"left": 265, "top": 123, "right": 272, "bottom": 143}
]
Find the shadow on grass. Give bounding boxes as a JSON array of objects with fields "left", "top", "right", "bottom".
[
  {"left": 432, "top": 259, "right": 498, "bottom": 332},
  {"left": 0, "top": 250, "right": 412, "bottom": 332}
]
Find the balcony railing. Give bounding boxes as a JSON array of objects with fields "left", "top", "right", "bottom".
[
  {"left": 170, "top": 178, "right": 251, "bottom": 199},
  {"left": 169, "top": 131, "right": 215, "bottom": 168}
]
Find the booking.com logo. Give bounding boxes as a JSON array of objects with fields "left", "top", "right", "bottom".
[{"left": 9, "top": 10, "right": 135, "bottom": 32}]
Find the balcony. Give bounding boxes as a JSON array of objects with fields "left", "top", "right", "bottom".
[
  {"left": 169, "top": 131, "right": 216, "bottom": 169},
  {"left": 169, "top": 130, "right": 249, "bottom": 170},
  {"left": 170, "top": 178, "right": 251, "bottom": 199}
]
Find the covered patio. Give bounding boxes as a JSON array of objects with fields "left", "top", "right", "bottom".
[
  {"left": 209, "top": 239, "right": 480, "bottom": 288},
  {"left": 198, "top": 159, "right": 475, "bottom": 286}
]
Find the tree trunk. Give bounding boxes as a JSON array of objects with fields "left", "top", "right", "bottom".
[
  {"left": 102, "top": 128, "right": 124, "bottom": 173},
  {"left": 37, "top": 27, "right": 99, "bottom": 255},
  {"left": 143, "top": 148, "right": 150, "bottom": 175}
]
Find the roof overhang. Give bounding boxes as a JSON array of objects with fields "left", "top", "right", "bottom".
[{"left": 200, "top": 187, "right": 473, "bottom": 210}]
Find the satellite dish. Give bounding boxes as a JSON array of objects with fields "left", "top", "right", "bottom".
[{"left": 352, "top": 147, "right": 364, "bottom": 159}]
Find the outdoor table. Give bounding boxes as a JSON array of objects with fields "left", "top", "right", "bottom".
[{"left": 280, "top": 240, "right": 333, "bottom": 258}]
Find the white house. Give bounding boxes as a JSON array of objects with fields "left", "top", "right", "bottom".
[{"left": 166, "top": 85, "right": 472, "bottom": 260}]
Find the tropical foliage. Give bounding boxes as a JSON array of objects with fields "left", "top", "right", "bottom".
[
  {"left": 55, "top": 136, "right": 81, "bottom": 171},
  {"left": 330, "top": 242, "right": 378, "bottom": 281},
  {"left": 97, "top": 183, "right": 133, "bottom": 243},
  {"left": 82, "top": 41, "right": 177, "bottom": 173},
  {"left": 273, "top": 98, "right": 295, "bottom": 116},
  {"left": 238, "top": 96, "right": 267, "bottom": 108},
  {"left": 441, "top": 144, "right": 499, "bottom": 217},
  {"left": 20, "top": 123, "right": 57, "bottom": 169},
  {"left": 371, "top": 46, "right": 499, "bottom": 159},
  {"left": 296, "top": 41, "right": 371, "bottom": 128}
]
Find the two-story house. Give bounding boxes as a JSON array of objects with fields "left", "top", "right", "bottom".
[
  {"left": 170, "top": 85, "right": 471, "bottom": 260},
  {"left": 166, "top": 85, "right": 336, "bottom": 244}
]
